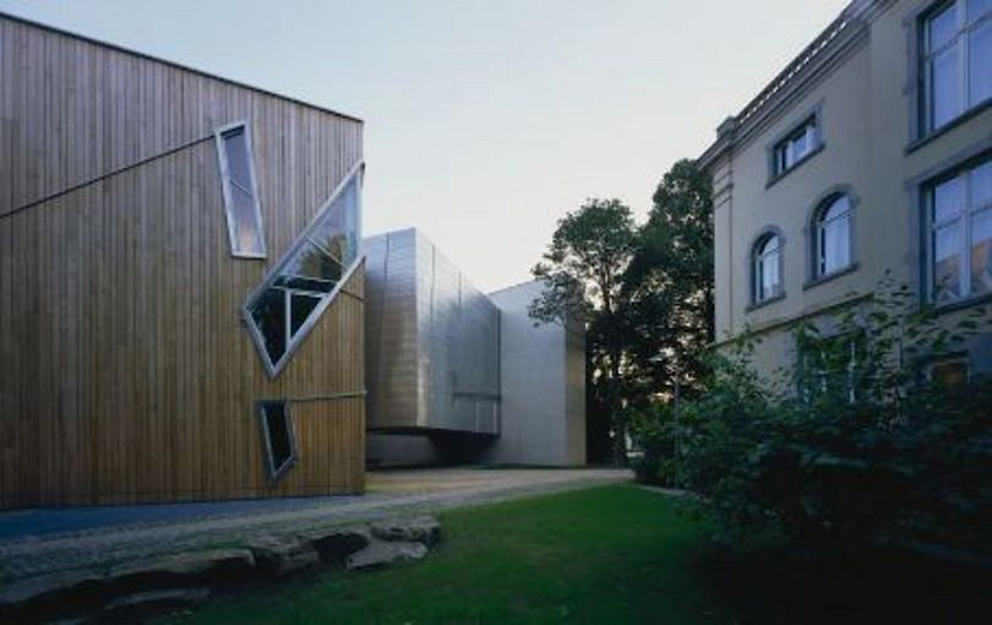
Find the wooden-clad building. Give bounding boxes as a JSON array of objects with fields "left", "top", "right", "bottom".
[{"left": 0, "top": 12, "right": 367, "bottom": 508}]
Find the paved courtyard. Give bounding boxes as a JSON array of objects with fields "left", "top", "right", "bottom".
[{"left": 0, "top": 467, "right": 629, "bottom": 581}]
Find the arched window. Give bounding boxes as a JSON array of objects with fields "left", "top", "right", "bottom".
[
  {"left": 753, "top": 232, "right": 783, "bottom": 304},
  {"left": 813, "top": 194, "right": 853, "bottom": 277}
]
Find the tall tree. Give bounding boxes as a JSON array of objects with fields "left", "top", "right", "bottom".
[
  {"left": 624, "top": 159, "right": 714, "bottom": 402},
  {"left": 530, "top": 198, "right": 637, "bottom": 463}
]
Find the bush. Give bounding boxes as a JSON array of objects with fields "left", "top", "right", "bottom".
[
  {"left": 628, "top": 403, "right": 679, "bottom": 486},
  {"left": 673, "top": 280, "right": 992, "bottom": 560}
]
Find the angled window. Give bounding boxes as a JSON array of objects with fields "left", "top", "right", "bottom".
[
  {"left": 927, "top": 155, "right": 992, "bottom": 303},
  {"left": 216, "top": 122, "right": 266, "bottom": 258},
  {"left": 752, "top": 232, "right": 784, "bottom": 305},
  {"left": 812, "top": 194, "right": 854, "bottom": 278},
  {"left": 244, "top": 164, "right": 363, "bottom": 376},
  {"left": 771, "top": 116, "right": 820, "bottom": 179},
  {"left": 258, "top": 400, "right": 296, "bottom": 481},
  {"left": 919, "top": 0, "right": 992, "bottom": 135}
]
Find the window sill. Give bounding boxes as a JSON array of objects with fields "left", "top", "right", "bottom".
[
  {"left": 930, "top": 290, "right": 992, "bottom": 316},
  {"left": 766, "top": 143, "right": 825, "bottom": 189},
  {"left": 906, "top": 99, "right": 992, "bottom": 155},
  {"left": 803, "top": 262, "right": 859, "bottom": 291},
  {"left": 745, "top": 291, "right": 786, "bottom": 313}
]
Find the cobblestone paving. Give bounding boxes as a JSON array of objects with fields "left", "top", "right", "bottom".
[{"left": 0, "top": 468, "right": 629, "bottom": 581}]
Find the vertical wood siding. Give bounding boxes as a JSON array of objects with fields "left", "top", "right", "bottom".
[{"left": 0, "top": 16, "right": 366, "bottom": 508}]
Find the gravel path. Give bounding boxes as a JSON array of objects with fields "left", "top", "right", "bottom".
[{"left": 0, "top": 468, "right": 629, "bottom": 581}]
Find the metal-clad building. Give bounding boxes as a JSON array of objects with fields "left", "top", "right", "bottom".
[
  {"left": 365, "top": 229, "right": 586, "bottom": 467},
  {"left": 365, "top": 229, "right": 500, "bottom": 436}
]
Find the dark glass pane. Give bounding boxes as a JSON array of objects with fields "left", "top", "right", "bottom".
[
  {"left": 972, "top": 208, "right": 992, "bottom": 295},
  {"left": 974, "top": 161, "right": 992, "bottom": 208},
  {"left": 249, "top": 287, "right": 286, "bottom": 363},
  {"left": 262, "top": 402, "right": 293, "bottom": 472},
  {"left": 290, "top": 293, "right": 322, "bottom": 336},
  {"left": 931, "top": 361, "right": 968, "bottom": 389}
]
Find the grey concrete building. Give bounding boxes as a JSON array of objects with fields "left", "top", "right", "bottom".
[
  {"left": 698, "top": 0, "right": 992, "bottom": 381},
  {"left": 364, "top": 229, "right": 586, "bottom": 467}
]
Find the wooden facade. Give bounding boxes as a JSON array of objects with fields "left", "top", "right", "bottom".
[{"left": 0, "top": 14, "right": 366, "bottom": 508}]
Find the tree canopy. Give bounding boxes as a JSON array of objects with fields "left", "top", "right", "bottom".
[{"left": 529, "top": 160, "right": 714, "bottom": 462}]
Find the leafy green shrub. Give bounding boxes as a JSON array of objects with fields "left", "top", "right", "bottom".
[
  {"left": 628, "top": 403, "right": 679, "bottom": 486},
  {"left": 675, "top": 280, "right": 992, "bottom": 560}
]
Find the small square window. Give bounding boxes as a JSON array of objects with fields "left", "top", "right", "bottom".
[
  {"left": 258, "top": 400, "right": 297, "bottom": 481},
  {"left": 928, "top": 358, "right": 970, "bottom": 389},
  {"left": 771, "top": 116, "right": 820, "bottom": 179}
]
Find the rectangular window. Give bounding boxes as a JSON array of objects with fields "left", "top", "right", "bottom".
[
  {"left": 796, "top": 329, "right": 865, "bottom": 404},
  {"left": 216, "top": 122, "right": 266, "bottom": 258},
  {"left": 258, "top": 400, "right": 296, "bottom": 481},
  {"left": 245, "top": 164, "right": 363, "bottom": 377},
  {"left": 928, "top": 155, "right": 992, "bottom": 303},
  {"left": 920, "top": 0, "right": 992, "bottom": 135},
  {"left": 772, "top": 117, "right": 820, "bottom": 179},
  {"left": 928, "top": 356, "right": 970, "bottom": 388}
]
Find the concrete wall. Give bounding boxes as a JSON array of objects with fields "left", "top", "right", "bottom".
[
  {"left": 706, "top": 0, "right": 992, "bottom": 379},
  {"left": 485, "top": 282, "right": 586, "bottom": 466}
]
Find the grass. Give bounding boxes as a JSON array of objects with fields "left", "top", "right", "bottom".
[{"left": 160, "top": 484, "right": 725, "bottom": 624}]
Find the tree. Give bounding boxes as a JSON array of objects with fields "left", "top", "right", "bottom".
[
  {"left": 624, "top": 159, "right": 714, "bottom": 403},
  {"left": 530, "top": 198, "right": 637, "bottom": 463}
]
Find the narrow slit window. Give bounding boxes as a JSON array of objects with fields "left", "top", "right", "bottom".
[
  {"left": 258, "top": 400, "right": 296, "bottom": 481},
  {"left": 753, "top": 232, "right": 783, "bottom": 304},
  {"left": 813, "top": 194, "right": 854, "bottom": 278},
  {"left": 216, "top": 122, "right": 266, "bottom": 258}
]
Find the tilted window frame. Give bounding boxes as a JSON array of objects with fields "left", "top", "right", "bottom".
[
  {"left": 215, "top": 120, "right": 268, "bottom": 259},
  {"left": 242, "top": 161, "right": 365, "bottom": 378},
  {"left": 257, "top": 400, "right": 297, "bottom": 482}
]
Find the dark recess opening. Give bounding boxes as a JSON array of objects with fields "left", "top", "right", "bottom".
[{"left": 258, "top": 400, "right": 296, "bottom": 480}]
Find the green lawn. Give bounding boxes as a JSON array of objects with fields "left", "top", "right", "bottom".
[{"left": 163, "top": 484, "right": 726, "bottom": 624}]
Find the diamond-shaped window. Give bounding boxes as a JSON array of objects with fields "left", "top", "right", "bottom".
[{"left": 244, "top": 164, "right": 363, "bottom": 377}]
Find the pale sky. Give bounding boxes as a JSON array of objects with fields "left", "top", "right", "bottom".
[{"left": 0, "top": 0, "right": 848, "bottom": 291}]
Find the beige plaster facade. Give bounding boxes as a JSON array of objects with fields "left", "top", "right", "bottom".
[{"left": 699, "top": 0, "right": 992, "bottom": 380}]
